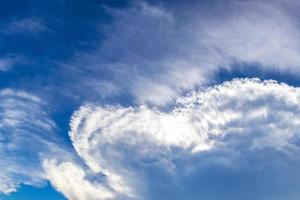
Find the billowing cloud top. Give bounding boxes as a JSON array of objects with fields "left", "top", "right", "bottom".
[{"left": 43, "top": 78, "right": 300, "bottom": 200}]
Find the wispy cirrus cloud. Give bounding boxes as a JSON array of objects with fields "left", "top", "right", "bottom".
[
  {"left": 0, "top": 58, "right": 15, "bottom": 71},
  {"left": 4, "top": 17, "right": 50, "bottom": 34},
  {"left": 0, "top": 56, "right": 24, "bottom": 72},
  {"left": 0, "top": 89, "right": 67, "bottom": 194},
  {"left": 61, "top": 0, "right": 300, "bottom": 106}
]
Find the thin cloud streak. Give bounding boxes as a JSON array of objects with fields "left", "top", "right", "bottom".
[
  {"left": 5, "top": 17, "right": 51, "bottom": 34},
  {"left": 0, "top": 89, "right": 68, "bottom": 194}
]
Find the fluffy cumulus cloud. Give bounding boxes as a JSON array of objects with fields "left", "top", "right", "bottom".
[
  {"left": 66, "top": 0, "right": 300, "bottom": 105},
  {"left": 0, "top": 89, "right": 61, "bottom": 194},
  {"left": 43, "top": 160, "right": 116, "bottom": 200},
  {"left": 44, "top": 78, "right": 300, "bottom": 200}
]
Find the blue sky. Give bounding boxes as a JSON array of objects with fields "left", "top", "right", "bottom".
[{"left": 2, "top": 0, "right": 300, "bottom": 200}]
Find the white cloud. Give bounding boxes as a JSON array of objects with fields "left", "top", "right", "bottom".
[
  {"left": 196, "top": 0, "right": 300, "bottom": 71},
  {"left": 47, "top": 78, "right": 300, "bottom": 200},
  {"left": 43, "top": 160, "right": 116, "bottom": 200},
  {"left": 66, "top": 0, "right": 300, "bottom": 105},
  {"left": 0, "top": 89, "right": 60, "bottom": 194},
  {"left": 5, "top": 1, "right": 300, "bottom": 198}
]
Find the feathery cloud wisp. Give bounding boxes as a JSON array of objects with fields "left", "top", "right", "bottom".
[
  {"left": 0, "top": 89, "right": 61, "bottom": 194},
  {"left": 65, "top": 0, "right": 300, "bottom": 105},
  {"left": 5, "top": 17, "right": 50, "bottom": 34}
]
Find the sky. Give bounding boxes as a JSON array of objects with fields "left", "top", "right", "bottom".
[{"left": 2, "top": 0, "right": 300, "bottom": 199}]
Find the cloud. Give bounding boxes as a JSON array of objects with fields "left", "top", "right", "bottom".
[
  {"left": 5, "top": 17, "right": 50, "bottom": 34},
  {"left": 0, "top": 56, "right": 21, "bottom": 72},
  {"left": 195, "top": 0, "right": 300, "bottom": 71},
  {"left": 45, "top": 78, "right": 300, "bottom": 199},
  {"left": 0, "top": 58, "right": 14, "bottom": 71},
  {"left": 4, "top": 1, "right": 300, "bottom": 199},
  {"left": 0, "top": 89, "right": 63, "bottom": 194},
  {"left": 43, "top": 160, "right": 116, "bottom": 200},
  {"left": 64, "top": 0, "right": 300, "bottom": 105}
]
